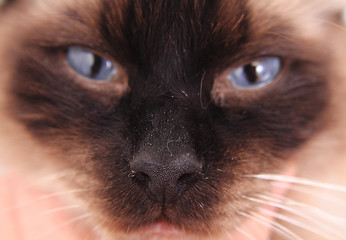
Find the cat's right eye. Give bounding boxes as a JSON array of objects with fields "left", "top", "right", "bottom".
[
  {"left": 211, "top": 57, "right": 283, "bottom": 106},
  {"left": 66, "top": 47, "right": 117, "bottom": 81},
  {"left": 228, "top": 57, "right": 281, "bottom": 89}
]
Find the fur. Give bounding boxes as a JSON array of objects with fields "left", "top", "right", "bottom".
[{"left": 1, "top": 0, "right": 346, "bottom": 239}]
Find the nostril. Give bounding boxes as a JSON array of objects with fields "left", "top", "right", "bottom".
[
  {"left": 130, "top": 154, "right": 203, "bottom": 203},
  {"left": 178, "top": 172, "right": 199, "bottom": 185},
  {"left": 132, "top": 172, "right": 151, "bottom": 189},
  {"left": 133, "top": 172, "right": 151, "bottom": 185}
]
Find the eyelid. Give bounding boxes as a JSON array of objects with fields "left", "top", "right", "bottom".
[
  {"left": 228, "top": 57, "right": 281, "bottom": 89},
  {"left": 61, "top": 46, "right": 129, "bottom": 99},
  {"left": 211, "top": 56, "right": 284, "bottom": 106},
  {"left": 66, "top": 46, "right": 117, "bottom": 81}
]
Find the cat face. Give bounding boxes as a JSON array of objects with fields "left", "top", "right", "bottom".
[{"left": 0, "top": 0, "right": 345, "bottom": 239}]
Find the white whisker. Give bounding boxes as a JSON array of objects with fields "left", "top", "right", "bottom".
[
  {"left": 38, "top": 205, "right": 81, "bottom": 216},
  {"left": 224, "top": 231, "right": 234, "bottom": 240},
  {"left": 35, "top": 213, "right": 91, "bottom": 240},
  {"left": 244, "top": 193, "right": 346, "bottom": 239},
  {"left": 321, "top": 19, "right": 346, "bottom": 33},
  {"left": 207, "top": 228, "right": 215, "bottom": 240},
  {"left": 258, "top": 192, "right": 346, "bottom": 226},
  {"left": 238, "top": 211, "right": 303, "bottom": 240},
  {"left": 0, "top": 189, "right": 91, "bottom": 215},
  {"left": 77, "top": 214, "right": 101, "bottom": 240},
  {"left": 82, "top": 229, "right": 95, "bottom": 240},
  {"left": 265, "top": 31, "right": 322, "bottom": 53},
  {"left": 246, "top": 174, "right": 346, "bottom": 192},
  {"left": 260, "top": 207, "right": 341, "bottom": 240},
  {"left": 38, "top": 170, "right": 76, "bottom": 183},
  {"left": 234, "top": 226, "right": 256, "bottom": 240},
  {"left": 275, "top": 183, "right": 346, "bottom": 209}
]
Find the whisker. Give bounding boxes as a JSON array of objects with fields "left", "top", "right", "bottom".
[
  {"left": 207, "top": 228, "right": 215, "bottom": 240},
  {"left": 265, "top": 31, "right": 323, "bottom": 53},
  {"left": 38, "top": 205, "right": 82, "bottom": 216},
  {"left": 237, "top": 211, "right": 302, "bottom": 240},
  {"left": 233, "top": 226, "right": 256, "bottom": 240},
  {"left": 199, "top": 71, "right": 210, "bottom": 110},
  {"left": 83, "top": 225, "right": 102, "bottom": 240},
  {"left": 35, "top": 213, "right": 91, "bottom": 240},
  {"left": 321, "top": 19, "right": 346, "bottom": 33},
  {"left": 224, "top": 231, "right": 234, "bottom": 240},
  {"left": 258, "top": 192, "right": 346, "bottom": 226},
  {"left": 244, "top": 193, "right": 346, "bottom": 239},
  {"left": 274, "top": 183, "right": 346, "bottom": 209},
  {"left": 0, "top": 188, "right": 93, "bottom": 215},
  {"left": 82, "top": 229, "right": 94, "bottom": 240},
  {"left": 88, "top": 218, "right": 109, "bottom": 240},
  {"left": 70, "top": 211, "right": 101, "bottom": 240},
  {"left": 38, "top": 170, "right": 77, "bottom": 183},
  {"left": 245, "top": 174, "right": 346, "bottom": 192},
  {"left": 260, "top": 207, "right": 341, "bottom": 240}
]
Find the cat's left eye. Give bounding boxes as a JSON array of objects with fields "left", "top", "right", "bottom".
[
  {"left": 66, "top": 47, "right": 117, "bottom": 81},
  {"left": 228, "top": 57, "right": 281, "bottom": 89}
]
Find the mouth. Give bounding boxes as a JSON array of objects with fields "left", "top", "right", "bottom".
[
  {"left": 125, "top": 166, "right": 296, "bottom": 240},
  {"left": 135, "top": 221, "right": 190, "bottom": 239}
]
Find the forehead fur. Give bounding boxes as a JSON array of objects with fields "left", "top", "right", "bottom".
[
  {"left": 1, "top": 0, "right": 343, "bottom": 58},
  {"left": 249, "top": 0, "right": 346, "bottom": 37},
  {"left": 1, "top": 0, "right": 342, "bottom": 64}
]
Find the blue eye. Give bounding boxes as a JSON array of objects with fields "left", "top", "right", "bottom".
[
  {"left": 228, "top": 57, "right": 281, "bottom": 89},
  {"left": 66, "top": 47, "right": 116, "bottom": 81}
]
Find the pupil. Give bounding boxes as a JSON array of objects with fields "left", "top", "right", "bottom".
[
  {"left": 90, "top": 55, "right": 103, "bottom": 78},
  {"left": 244, "top": 64, "right": 258, "bottom": 84}
]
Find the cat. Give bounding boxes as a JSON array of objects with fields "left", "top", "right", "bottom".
[{"left": 1, "top": 0, "right": 346, "bottom": 239}]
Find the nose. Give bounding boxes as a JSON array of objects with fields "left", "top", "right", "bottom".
[{"left": 130, "top": 154, "right": 202, "bottom": 203}]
